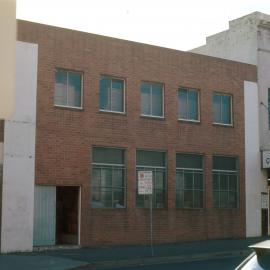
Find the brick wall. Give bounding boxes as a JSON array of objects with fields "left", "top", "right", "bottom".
[{"left": 17, "top": 20, "right": 257, "bottom": 246}]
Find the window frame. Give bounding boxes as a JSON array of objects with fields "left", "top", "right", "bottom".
[
  {"left": 91, "top": 146, "right": 126, "bottom": 209},
  {"left": 54, "top": 68, "right": 83, "bottom": 110},
  {"left": 175, "top": 153, "right": 204, "bottom": 209},
  {"left": 178, "top": 87, "right": 200, "bottom": 123},
  {"left": 140, "top": 81, "right": 165, "bottom": 119},
  {"left": 99, "top": 75, "right": 126, "bottom": 114},
  {"left": 136, "top": 149, "right": 167, "bottom": 208},
  {"left": 212, "top": 92, "right": 233, "bottom": 126},
  {"left": 212, "top": 155, "right": 239, "bottom": 209}
]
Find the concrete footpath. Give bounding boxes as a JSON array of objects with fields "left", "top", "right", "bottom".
[{"left": 0, "top": 237, "right": 267, "bottom": 270}]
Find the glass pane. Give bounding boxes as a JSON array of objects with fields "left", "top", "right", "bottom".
[
  {"left": 213, "top": 191, "right": 219, "bottom": 208},
  {"left": 111, "top": 79, "right": 124, "bottom": 112},
  {"left": 213, "top": 173, "right": 219, "bottom": 190},
  {"left": 194, "top": 190, "right": 203, "bottom": 208},
  {"left": 213, "top": 94, "right": 221, "bottom": 123},
  {"left": 100, "top": 188, "right": 112, "bottom": 207},
  {"left": 155, "top": 189, "right": 165, "bottom": 208},
  {"left": 152, "top": 84, "right": 163, "bottom": 116},
  {"left": 92, "top": 168, "right": 100, "bottom": 187},
  {"left": 184, "top": 190, "right": 193, "bottom": 208},
  {"left": 100, "top": 168, "right": 112, "bottom": 187},
  {"left": 220, "top": 174, "right": 228, "bottom": 190},
  {"left": 113, "top": 188, "right": 125, "bottom": 208},
  {"left": 222, "top": 95, "right": 231, "bottom": 124},
  {"left": 213, "top": 156, "right": 237, "bottom": 170},
  {"left": 68, "top": 72, "right": 82, "bottom": 107},
  {"left": 229, "top": 174, "right": 237, "bottom": 191},
  {"left": 176, "top": 171, "right": 184, "bottom": 190},
  {"left": 176, "top": 190, "right": 184, "bottom": 208},
  {"left": 228, "top": 191, "right": 237, "bottom": 208},
  {"left": 100, "top": 77, "right": 111, "bottom": 110},
  {"left": 178, "top": 89, "right": 187, "bottom": 119},
  {"left": 113, "top": 169, "right": 124, "bottom": 187},
  {"left": 93, "top": 147, "right": 124, "bottom": 164},
  {"left": 176, "top": 153, "right": 203, "bottom": 169},
  {"left": 155, "top": 171, "right": 165, "bottom": 189},
  {"left": 268, "top": 88, "right": 270, "bottom": 129},
  {"left": 136, "top": 150, "right": 165, "bottom": 167},
  {"left": 188, "top": 90, "right": 198, "bottom": 120},
  {"left": 91, "top": 187, "right": 104, "bottom": 208},
  {"left": 184, "top": 171, "right": 193, "bottom": 189},
  {"left": 194, "top": 173, "right": 203, "bottom": 189},
  {"left": 141, "top": 83, "right": 151, "bottom": 115},
  {"left": 220, "top": 191, "right": 228, "bottom": 208},
  {"left": 55, "top": 69, "right": 67, "bottom": 106}
]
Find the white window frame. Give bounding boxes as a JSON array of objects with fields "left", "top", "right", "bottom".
[
  {"left": 213, "top": 92, "right": 233, "bottom": 126},
  {"left": 178, "top": 87, "right": 200, "bottom": 122},
  {"left": 91, "top": 147, "right": 126, "bottom": 209},
  {"left": 99, "top": 75, "right": 126, "bottom": 114},
  {"left": 212, "top": 155, "right": 239, "bottom": 209},
  {"left": 54, "top": 68, "right": 83, "bottom": 110},
  {"left": 140, "top": 81, "right": 164, "bottom": 119}
]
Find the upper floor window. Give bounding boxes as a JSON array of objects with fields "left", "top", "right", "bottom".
[
  {"left": 91, "top": 147, "right": 126, "bottom": 208},
  {"left": 136, "top": 150, "right": 166, "bottom": 208},
  {"left": 213, "top": 156, "right": 238, "bottom": 208},
  {"left": 100, "top": 76, "right": 125, "bottom": 113},
  {"left": 176, "top": 153, "right": 204, "bottom": 208},
  {"left": 141, "top": 82, "right": 164, "bottom": 118},
  {"left": 54, "top": 69, "right": 82, "bottom": 108},
  {"left": 213, "top": 93, "right": 232, "bottom": 125},
  {"left": 178, "top": 88, "right": 199, "bottom": 121}
]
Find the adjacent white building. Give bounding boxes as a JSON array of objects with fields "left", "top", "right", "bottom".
[
  {"left": 0, "top": 41, "right": 38, "bottom": 253},
  {"left": 191, "top": 11, "right": 270, "bottom": 237}
]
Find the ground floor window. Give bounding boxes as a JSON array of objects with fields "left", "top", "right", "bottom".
[
  {"left": 91, "top": 147, "right": 126, "bottom": 208},
  {"left": 213, "top": 156, "right": 238, "bottom": 208},
  {"left": 176, "top": 153, "right": 204, "bottom": 208},
  {"left": 136, "top": 150, "right": 167, "bottom": 208}
]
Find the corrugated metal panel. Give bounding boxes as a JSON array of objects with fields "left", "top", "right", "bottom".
[{"left": 33, "top": 185, "right": 56, "bottom": 246}]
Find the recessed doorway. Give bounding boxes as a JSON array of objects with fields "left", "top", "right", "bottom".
[{"left": 56, "top": 186, "right": 80, "bottom": 245}]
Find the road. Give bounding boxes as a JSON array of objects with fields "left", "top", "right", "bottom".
[{"left": 106, "top": 256, "right": 245, "bottom": 270}]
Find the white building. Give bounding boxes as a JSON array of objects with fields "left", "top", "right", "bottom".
[
  {"left": 0, "top": 41, "right": 38, "bottom": 253},
  {"left": 191, "top": 11, "right": 270, "bottom": 237}
]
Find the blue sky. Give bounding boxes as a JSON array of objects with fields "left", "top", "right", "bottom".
[{"left": 17, "top": 0, "right": 270, "bottom": 50}]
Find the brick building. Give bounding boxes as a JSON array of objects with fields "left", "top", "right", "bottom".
[{"left": 0, "top": 20, "right": 257, "bottom": 252}]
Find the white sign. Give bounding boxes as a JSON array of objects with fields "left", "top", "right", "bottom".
[
  {"left": 262, "top": 151, "right": 270, "bottom": 168},
  {"left": 138, "top": 171, "right": 153, "bottom": 195}
]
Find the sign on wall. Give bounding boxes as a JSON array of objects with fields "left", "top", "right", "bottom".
[
  {"left": 262, "top": 151, "right": 270, "bottom": 168},
  {"left": 138, "top": 171, "right": 153, "bottom": 195}
]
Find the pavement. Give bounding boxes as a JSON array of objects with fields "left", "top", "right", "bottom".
[{"left": 0, "top": 237, "right": 268, "bottom": 270}]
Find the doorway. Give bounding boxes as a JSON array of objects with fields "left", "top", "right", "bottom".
[
  {"left": 33, "top": 185, "right": 80, "bottom": 246},
  {"left": 56, "top": 186, "right": 80, "bottom": 245}
]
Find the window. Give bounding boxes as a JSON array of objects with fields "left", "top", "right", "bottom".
[
  {"left": 54, "top": 69, "right": 82, "bottom": 108},
  {"left": 213, "top": 156, "right": 238, "bottom": 208},
  {"left": 141, "top": 82, "right": 163, "bottom": 117},
  {"left": 178, "top": 88, "right": 199, "bottom": 121},
  {"left": 213, "top": 93, "right": 232, "bottom": 125},
  {"left": 92, "top": 147, "right": 125, "bottom": 208},
  {"left": 176, "top": 153, "right": 203, "bottom": 208},
  {"left": 100, "top": 76, "right": 125, "bottom": 113},
  {"left": 136, "top": 150, "right": 166, "bottom": 208}
]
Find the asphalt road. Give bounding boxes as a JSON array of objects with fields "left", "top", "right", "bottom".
[{"left": 107, "top": 256, "right": 245, "bottom": 270}]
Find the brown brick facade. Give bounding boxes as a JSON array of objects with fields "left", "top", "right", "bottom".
[{"left": 17, "top": 20, "right": 257, "bottom": 247}]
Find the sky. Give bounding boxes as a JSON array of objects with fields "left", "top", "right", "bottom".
[{"left": 16, "top": 0, "right": 270, "bottom": 51}]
